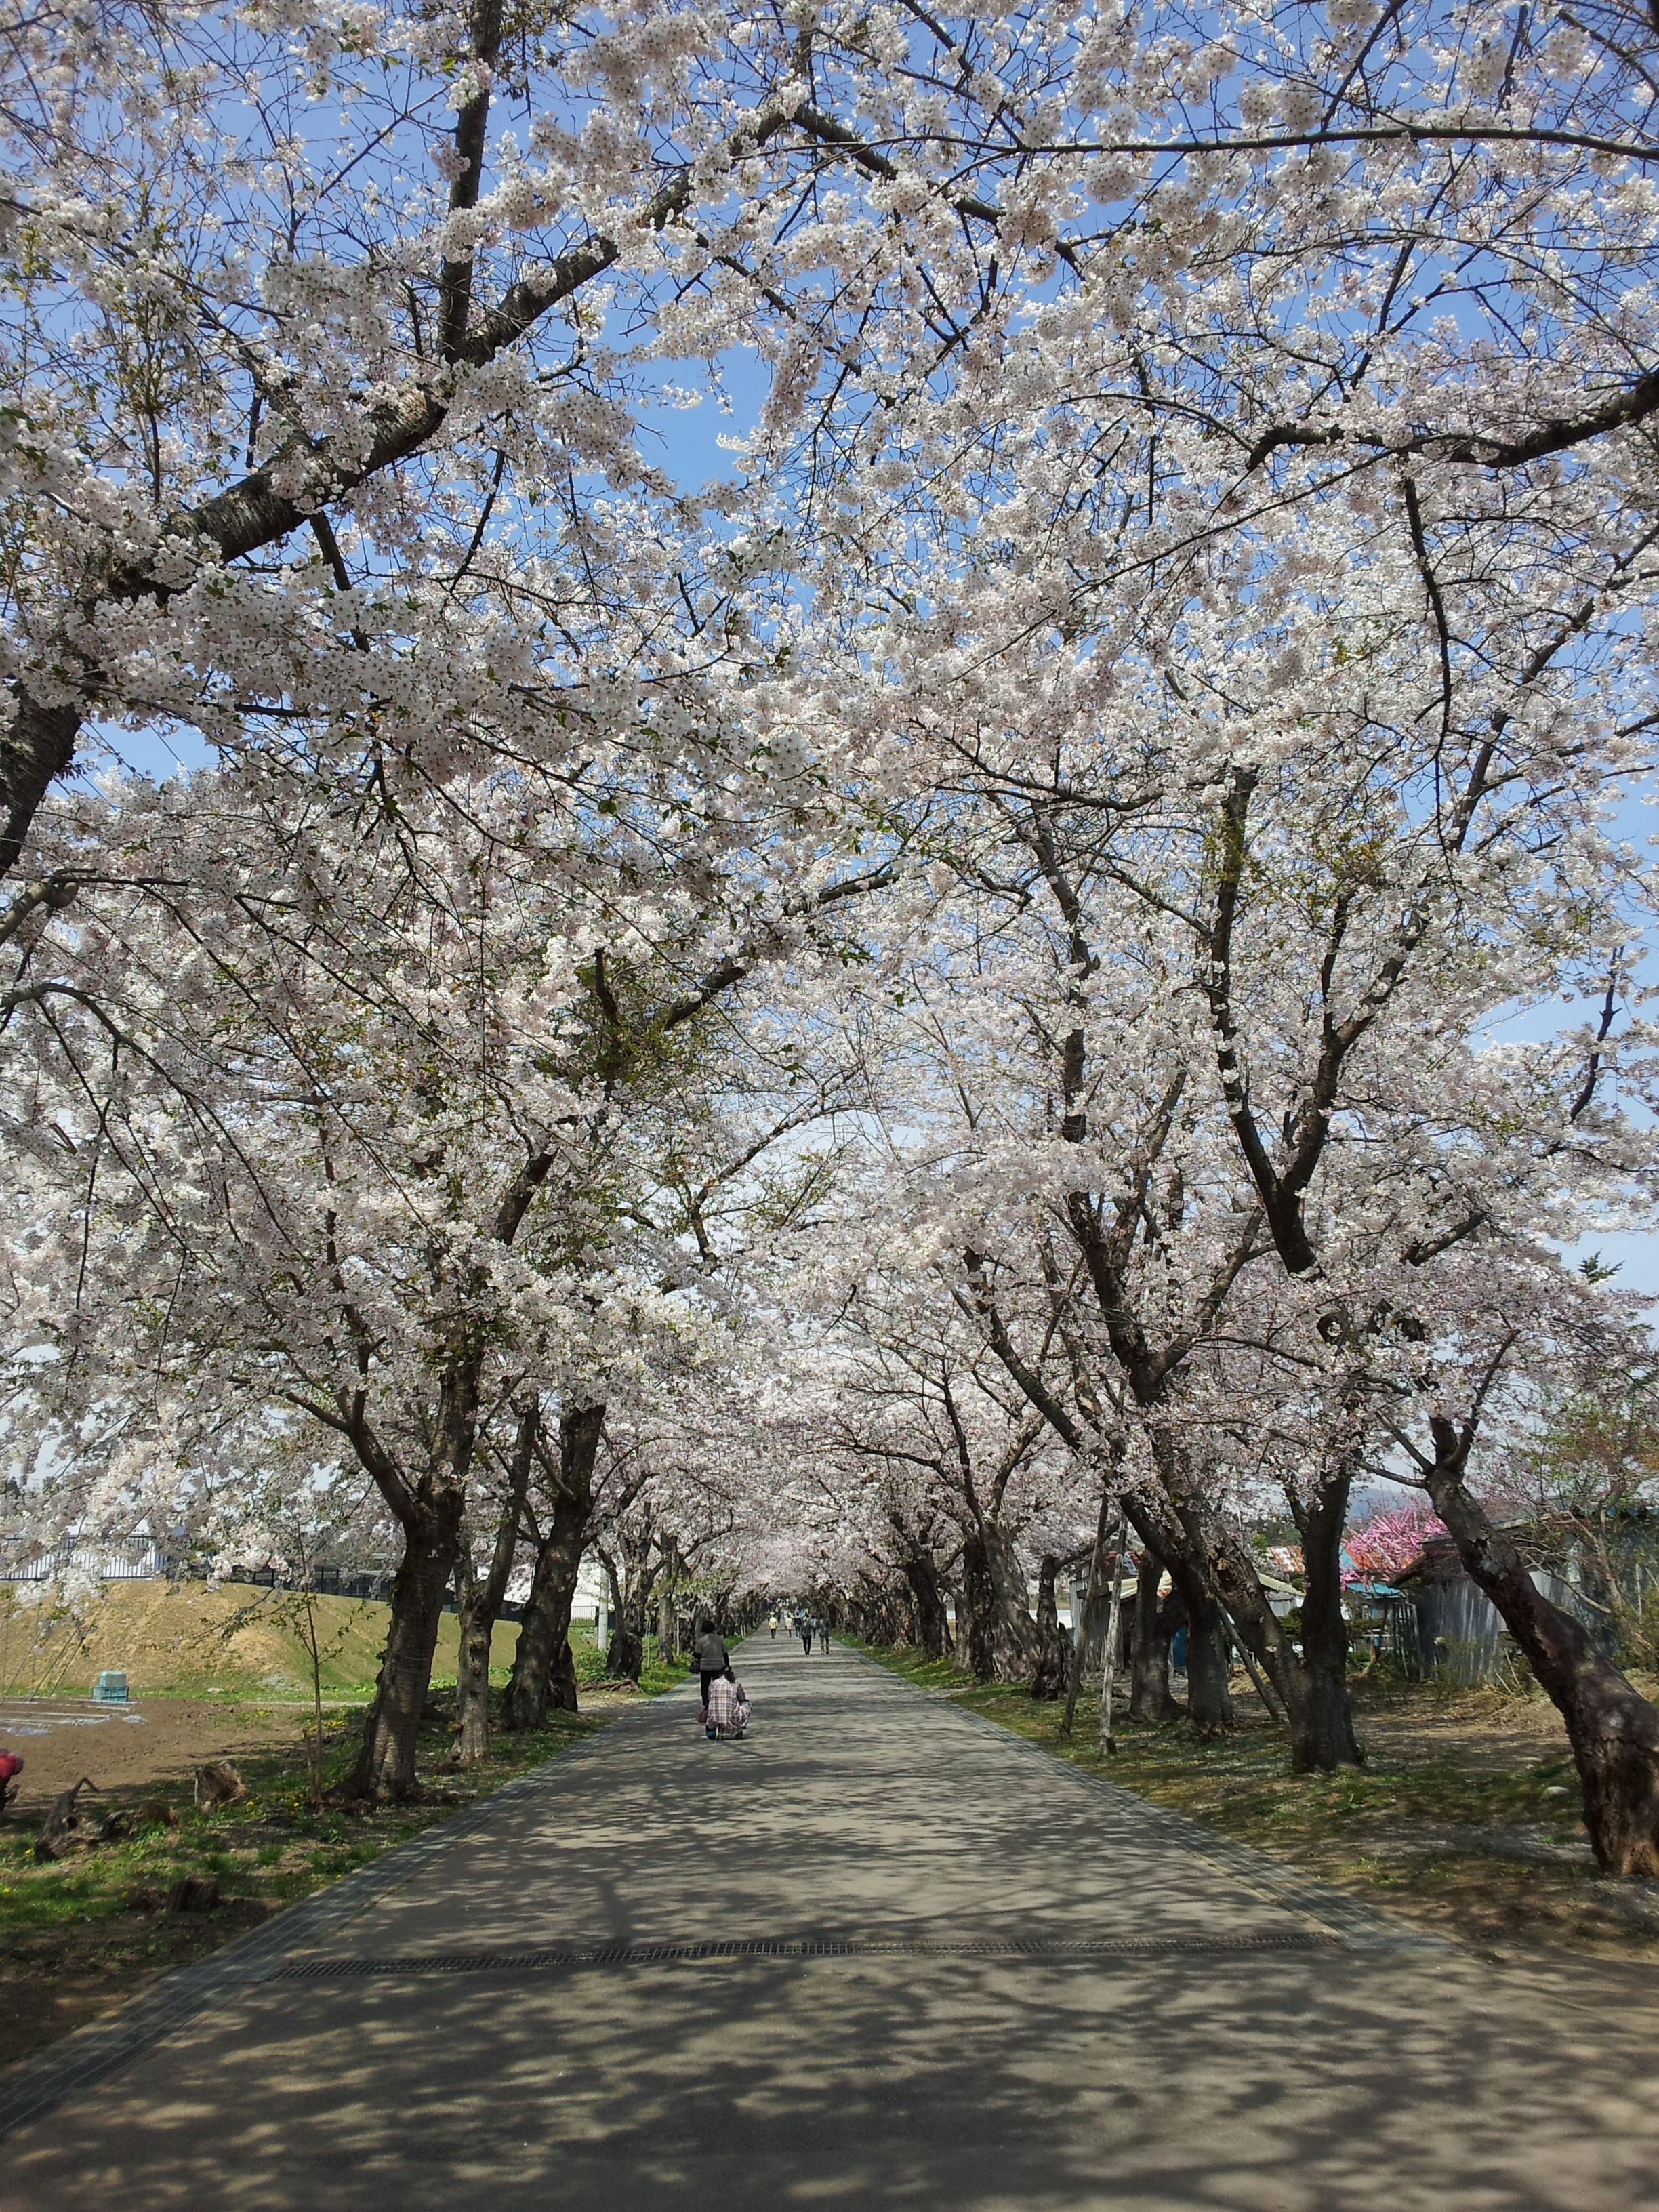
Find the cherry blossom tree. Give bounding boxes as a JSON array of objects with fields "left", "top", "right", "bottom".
[{"left": 0, "top": 739, "right": 888, "bottom": 1792}]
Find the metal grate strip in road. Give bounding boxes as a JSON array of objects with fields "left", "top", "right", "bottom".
[{"left": 272, "top": 1929, "right": 1343, "bottom": 1979}]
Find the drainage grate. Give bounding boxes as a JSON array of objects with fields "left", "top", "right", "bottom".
[{"left": 272, "top": 1929, "right": 1342, "bottom": 1980}]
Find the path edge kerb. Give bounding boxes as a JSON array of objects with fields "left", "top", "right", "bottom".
[
  {"left": 0, "top": 1694, "right": 670, "bottom": 2148},
  {"left": 840, "top": 1642, "right": 1449, "bottom": 1957}
]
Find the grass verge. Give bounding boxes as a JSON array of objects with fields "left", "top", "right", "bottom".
[
  {"left": 0, "top": 1645, "right": 680, "bottom": 2074},
  {"left": 851, "top": 1640, "right": 1659, "bottom": 1960}
]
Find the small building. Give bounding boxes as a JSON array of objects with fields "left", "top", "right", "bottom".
[{"left": 1395, "top": 1532, "right": 1614, "bottom": 1687}]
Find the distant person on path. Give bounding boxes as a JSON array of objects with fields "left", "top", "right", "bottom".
[
  {"left": 693, "top": 1618, "right": 731, "bottom": 1712},
  {"left": 817, "top": 1617, "right": 830, "bottom": 1653},
  {"left": 704, "top": 1673, "right": 752, "bottom": 1740},
  {"left": 768, "top": 1613, "right": 778, "bottom": 1639},
  {"left": 800, "top": 1616, "right": 813, "bottom": 1656}
]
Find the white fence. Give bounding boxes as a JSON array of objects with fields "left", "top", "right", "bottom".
[{"left": 1, "top": 1544, "right": 166, "bottom": 1584}]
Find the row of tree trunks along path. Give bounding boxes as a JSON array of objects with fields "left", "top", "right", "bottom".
[{"left": 3, "top": 1637, "right": 1658, "bottom": 2212}]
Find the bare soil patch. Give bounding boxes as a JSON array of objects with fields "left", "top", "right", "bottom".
[{"left": 0, "top": 1696, "right": 304, "bottom": 1809}]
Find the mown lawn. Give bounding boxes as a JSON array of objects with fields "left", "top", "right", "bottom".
[{"left": 852, "top": 1641, "right": 1659, "bottom": 1959}]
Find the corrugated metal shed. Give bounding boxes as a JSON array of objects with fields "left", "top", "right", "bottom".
[{"left": 1396, "top": 1534, "right": 1612, "bottom": 1686}]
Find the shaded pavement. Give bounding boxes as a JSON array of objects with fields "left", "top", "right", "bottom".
[{"left": 5, "top": 1637, "right": 1658, "bottom": 2210}]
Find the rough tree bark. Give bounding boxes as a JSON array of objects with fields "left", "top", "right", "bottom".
[
  {"left": 350, "top": 1487, "right": 466, "bottom": 1799},
  {"left": 452, "top": 1401, "right": 538, "bottom": 1763},
  {"left": 504, "top": 1402, "right": 605, "bottom": 1731},
  {"left": 1288, "top": 1469, "right": 1364, "bottom": 1771},
  {"left": 960, "top": 1523, "right": 1038, "bottom": 1683},
  {"left": 1129, "top": 1550, "right": 1181, "bottom": 1723},
  {"left": 600, "top": 1532, "right": 661, "bottom": 1685},
  {"left": 900, "top": 1547, "right": 953, "bottom": 1660},
  {"left": 1029, "top": 1554, "right": 1075, "bottom": 1701},
  {"left": 348, "top": 1368, "right": 478, "bottom": 1799},
  {"left": 1121, "top": 1498, "right": 1235, "bottom": 1729},
  {"left": 1425, "top": 1416, "right": 1659, "bottom": 1875}
]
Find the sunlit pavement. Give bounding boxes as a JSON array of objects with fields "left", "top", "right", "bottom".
[{"left": 5, "top": 1637, "right": 1658, "bottom": 2211}]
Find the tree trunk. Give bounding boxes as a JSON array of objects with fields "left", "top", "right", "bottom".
[
  {"left": 0, "top": 689, "right": 84, "bottom": 880},
  {"left": 960, "top": 1529, "right": 998, "bottom": 1681},
  {"left": 453, "top": 1556, "right": 494, "bottom": 1765},
  {"left": 1129, "top": 1551, "right": 1180, "bottom": 1723},
  {"left": 453, "top": 1402, "right": 538, "bottom": 1763},
  {"left": 977, "top": 1519, "right": 1038, "bottom": 1681},
  {"left": 1029, "top": 1553, "right": 1074, "bottom": 1700},
  {"left": 1425, "top": 1425, "right": 1659, "bottom": 1875},
  {"left": 605, "top": 1555, "right": 654, "bottom": 1684},
  {"left": 350, "top": 1486, "right": 466, "bottom": 1798},
  {"left": 657, "top": 1582, "right": 676, "bottom": 1662},
  {"left": 504, "top": 1402, "right": 603, "bottom": 1730},
  {"left": 901, "top": 1549, "right": 952, "bottom": 1660},
  {"left": 1291, "top": 1472, "right": 1362, "bottom": 1771},
  {"left": 1124, "top": 1494, "right": 1235, "bottom": 1728},
  {"left": 1183, "top": 1593, "right": 1235, "bottom": 1729}
]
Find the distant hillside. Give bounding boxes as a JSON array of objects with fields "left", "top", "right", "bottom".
[{"left": 0, "top": 1580, "right": 523, "bottom": 1700}]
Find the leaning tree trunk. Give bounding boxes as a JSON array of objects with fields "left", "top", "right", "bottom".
[
  {"left": 1029, "top": 1553, "right": 1075, "bottom": 1700},
  {"left": 1426, "top": 1425, "right": 1659, "bottom": 1875},
  {"left": 350, "top": 1486, "right": 467, "bottom": 1799},
  {"left": 504, "top": 1403, "right": 604, "bottom": 1731},
  {"left": 453, "top": 1403, "right": 538, "bottom": 1763},
  {"left": 1290, "top": 1471, "right": 1363, "bottom": 1771},
  {"left": 1129, "top": 1550, "right": 1181, "bottom": 1723}
]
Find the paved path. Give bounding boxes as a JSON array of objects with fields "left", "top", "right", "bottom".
[{"left": 5, "top": 1638, "right": 1659, "bottom": 2211}]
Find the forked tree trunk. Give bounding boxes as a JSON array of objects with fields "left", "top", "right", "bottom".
[
  {"left": 1426, "top": 1425, "right": 1659, "bottom": 1875},
  {"left": 983, "top": 1520, "right": 1038, "bottom": 1676},
  {"left": 1290, "top": 1472, "right": 1363, "bottom": 1771},
  {"left": 1129, "top": 1551, "right": 1180, "bottom": 1723},
  {"left": 350, "top": 1486, "right": 466, "bottom": 1799},
  {"left": 504, "top": 1403, "right": 604, "bottom": 1730}
]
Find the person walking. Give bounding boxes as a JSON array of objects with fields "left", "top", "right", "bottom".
[
  {"left": 768, "top": 1612, "right": 778, "bottom": 1640},
  {"left": 816, "top": 1616, "right": 830, "bottom": 1654},
  {"left": 693, "top": 1617, "right": 731, "bottom": 1713},
  {"left": 800, "top": 1616, "right": 813, "bottom": 1657}
]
